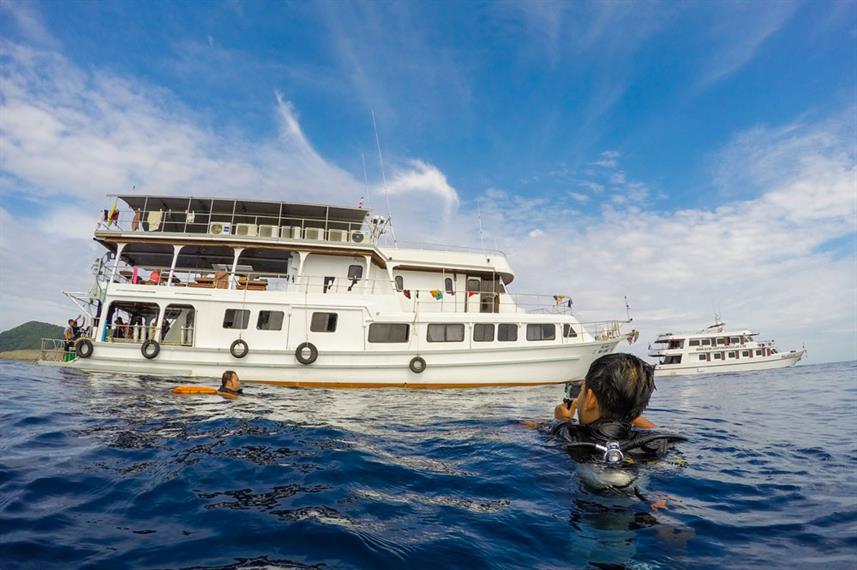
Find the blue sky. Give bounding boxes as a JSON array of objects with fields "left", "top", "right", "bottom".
[{"left": 1, "top": 1, "right": 855, "bottom": 362}]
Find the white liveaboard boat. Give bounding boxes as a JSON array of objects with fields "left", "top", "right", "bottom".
[
  {"left": 40, "top": 194, "right": 634, "bottom": 388},
  {"left": 649, "top": 321, "right": 805, "bottom": 377}
]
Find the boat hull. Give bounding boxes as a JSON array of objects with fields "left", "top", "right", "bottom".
[
  {"left": 655, "top": 350, "right": 805, "bottom": 377},
  {"left": 44, "top": 338, "right": 622, "bottom": 387}
]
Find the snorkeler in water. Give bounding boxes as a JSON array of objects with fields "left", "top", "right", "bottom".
[{"left": 551, "top": 354, "right": 686, "bottom": 498}]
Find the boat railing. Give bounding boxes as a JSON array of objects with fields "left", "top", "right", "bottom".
[
  {"left": 94, "top": 206, "right": 374, "bottom": 245},
  {"left": 100, "top": 323, "right": 193, "bottom": 346},
  {"left": 39, "top": 338, "right": 70, "bottom": 362}
]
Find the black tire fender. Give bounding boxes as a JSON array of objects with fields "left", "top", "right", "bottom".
[
  {"left": 295, "top": 342, "right": 318, "bottom": 365},
  {"left": 141, "top": 339, "right": 160, "bottom": 360},
  {"left": 409, "top": 356, "right": 427, "bottom": 374},
  {"left": 230, "top": 339, "right": 249, "bottom": 359},
  {"left": 75, "top": 338, "right": 94, "bottom": 359}
]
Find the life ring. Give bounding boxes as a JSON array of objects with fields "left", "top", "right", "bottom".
[
  {"left": 141, "top": 339, "right": 160, "bottom": 359},
  {"left": 409, "top": 356, "right": 427, "bottom": 374},
  {"left": 295, "top": 342, "right": 318, "bottom": 365},
  {"left": 75, "top": 338, "right": 94, "bottom": 359},
  {"left": 230, "top": 339, "right": 249, "bottom": 359}
]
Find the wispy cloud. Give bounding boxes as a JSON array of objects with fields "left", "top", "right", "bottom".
[{"left": 696, "top": 0, "right": 799, "bottom": 87}]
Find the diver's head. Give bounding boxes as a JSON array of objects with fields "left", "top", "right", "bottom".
[
  {"left": 577, "top": 353, "right": 655, "bottom": 424},
  {"left": 221, "top": 370, "right": 240, "bottom": 391}
]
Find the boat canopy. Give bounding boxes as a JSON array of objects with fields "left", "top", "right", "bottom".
[{"left": 114, "top": 195, "right": 369, "bottom": 233}]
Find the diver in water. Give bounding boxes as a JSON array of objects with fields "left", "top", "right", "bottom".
[
  {"left": 552, "top": 353, "right": 686, "bottom": 495},
  {"left": 218, "top": 370, "right": 243, "bottom": 397}
]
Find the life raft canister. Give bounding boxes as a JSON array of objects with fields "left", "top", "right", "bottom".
[
  {"left": 295, "top": 342, "right": 318, "bottom": 365},
  {"left": 230, "top": 339, "right": 249, "bottom": 359},
  {"left": 171, "top": 386, "right": 238, "bottom": 399}
]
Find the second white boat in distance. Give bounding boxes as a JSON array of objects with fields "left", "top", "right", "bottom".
[
  {"left": 649, "top": 321, "right": 805, "bottom": 377},
  {"left": 42, "top": 194, "right": 635, "bottom": 388}
]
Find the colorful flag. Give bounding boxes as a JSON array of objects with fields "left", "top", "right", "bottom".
[{"left": 430, "top": 289, "right": 444, "bottom": 300}]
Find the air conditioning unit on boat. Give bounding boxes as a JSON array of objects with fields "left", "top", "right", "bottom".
[
  {"left": 209, "top": 222, "right": 231, "bottom": 235},
  {"left": 327, "top": 229, "right": 348, "bottom": 242},
  {"left": 350, "top": 230, "right": 365, "bottom": 243},
  {"left": 234, "top": 223, "right": 258, "bottom": 237},
  {"left": 280, "top": 226, "right": 301, "bottom": 239},
  {"left": 258, "top": 224, "right": 279, "bottom": 238},
  {"left": 304, "top": 227, "right": 324, "bottom": 241}
]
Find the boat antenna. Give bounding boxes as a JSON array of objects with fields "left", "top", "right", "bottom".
[
  {"left": 476, "top": 197, "right": 486, "bottom": 252},
  {"left": 624, "top": 295, "right": 632, "bottom": 322},
  {"left": 360, "top": 152, "right": 370, "bottom": 209},
  {"left": 371, "top": 109, "right": 397, "bottom": 247}
]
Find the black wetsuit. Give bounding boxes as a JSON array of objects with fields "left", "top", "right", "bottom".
[
  {"left": 551, "top": 419, "right": 683, "bottom": 462},
  {"left": 218, "top": 387, "right": 243, "bottom": 396}
]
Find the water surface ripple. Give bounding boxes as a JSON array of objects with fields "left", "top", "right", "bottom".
[{"left": 1, "top": 361, "right": 855, "bottom": 568}]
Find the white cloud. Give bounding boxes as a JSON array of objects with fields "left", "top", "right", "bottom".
[
  {"left": 697, "top": 1, "right": 798, "bottom": 87},
  {"left": 0, "top": 39, "right": 854, "bottom": 365}
]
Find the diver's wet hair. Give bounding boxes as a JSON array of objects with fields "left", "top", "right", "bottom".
[
  {"left": 221, "top": 370, "right": 236, "bottom": 388},
  {"left": 584, "top": 354, "right": 655, "bottom": 422}
]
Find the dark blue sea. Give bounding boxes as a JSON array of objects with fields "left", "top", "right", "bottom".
[{"left": 1, "top": 360, "right": 855, "bottom": 569}]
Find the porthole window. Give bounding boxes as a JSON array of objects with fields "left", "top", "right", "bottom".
[
  {"left": 310, "top": 312, "right": 338, "bottom": 332},
  {"left": 527, "top": 324, "right": 556, "bottom": 341},
  {"left": 562, "top": 324, "right": 578, "bottom": 338},
  {"left": 473, "top": 323, "right": 494, "bottom": 342},
  {"left": 498, "top": 324, "right": 518, "bottom": 342},
  {"left": 445, "top": 277, "right": 454, "bottom": 294},
  {"left": 223, "top": 309, "right": 250, "bottom": 329},
  {"left": 257, "top": 311, "right": 284, "bottom": 331},
  {"left": 348, "top": 265, "right": 363, "bottom": 280},
  {"left": 394, "top": 276, "right": 404, "bottom": 292},
  {"left": 427, "top": 324, "right": 465, "bottom": 342},
  {"left": 368, "top": 323, "right": 410, "bottom": 343}
]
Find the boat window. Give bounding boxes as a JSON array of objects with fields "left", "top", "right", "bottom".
[
  {"left": 716, "top": 338, "right": 725, "bottom": 345},
  {"left": 473, "top": 323, "right": 494, "bottom": 342},
  {"left": 527, "top": 324, "right": 556, "bottom": 341},
  {"left": 347, "top": 265, "right": 363, "bottom": 280},
  {"left": 742, "top": 350, "right": 749, "bottom": 357},
  {"left": 394, "top": 276, "right": 404, "bottom": 292},
  {"left": 310, "top": 312, "right": 338, "bottom": 333},
  {"left": 466, "top": 278, "right": 481, "bottom": 292},
  {"left": 223, "top": 309, "right": 250, "bottom": 329},
  {"left": 257, "top": 310, "right": 284, "bottom": 331},
  {"left": 730, "top": 337, "right": 740, "bottom": 343},
  {"left": 689, "top": 339, "right": 700, "bottom": 346},
  {"left": 445, "top": 277, "right": 454, "bottom": 294},
  {"left": 728, "top": 351, "right": 736, "bottom": 358},
  {"left": 323, "top": 276, "right": 336, "bottom": 293},
  {"left": 563, "top": 324, "right": 578, "bottom": 338},
  {"left": 368, "top": 323, "right": 410, "bottom": 343},
  {"left": 163, "top": 304, "right": 195, "bottom": 346},
  {"left": 756, "top": 349, "right": 763, "bottom": 356},
  {"left": 427, "top": 324, "right": 465, "bottom": 342},
  {"left": 498, "top": 324, "right": 518, "bottom": 342},
  {"left": 714, "top": 353, "right": 723, "bottom": 359},
  {"left": 698, "top": 354, "right": 706, "bottom": 361},
  {"left": 106, "top": 301, "right": 161, "bottom": 343},
  {"left": 701, "top": 339, "right": 711, "bottom": 346}
]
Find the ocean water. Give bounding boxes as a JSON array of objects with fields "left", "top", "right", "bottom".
[{"left": 1, "top": 360, "right": 855, "bottom": 569}]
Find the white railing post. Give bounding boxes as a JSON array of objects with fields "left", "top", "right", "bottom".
[
  {"left": 229, "top": 247, "right": 243, "bottom": 290},
  {"left": 167, "top": 244, "right": 183, "bottom": 287}
]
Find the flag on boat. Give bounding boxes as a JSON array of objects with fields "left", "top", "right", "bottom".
[
  {"left": 430, "top": 289, "right": 444, "bottom": 300},
  {"left": 554, "top": 295, "right": 572, "bottom": 306},
  {"left": 403, "top": 290, "right": 411, "bottom": 299}
]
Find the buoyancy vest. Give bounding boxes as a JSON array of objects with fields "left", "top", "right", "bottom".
[{"left": 551, "top": 420, "right": 686, "bottom": 462}]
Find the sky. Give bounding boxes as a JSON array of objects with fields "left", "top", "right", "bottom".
[{"left": 0, "top": 0, "right": 855, "bottom": 363}]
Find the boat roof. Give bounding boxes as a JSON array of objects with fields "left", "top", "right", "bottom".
[
  {"left": 114, "top": 195, "right": 369, "bottom": 228},
  {"left": 654, "top": 324, "right": 757, "bottom": 340}
]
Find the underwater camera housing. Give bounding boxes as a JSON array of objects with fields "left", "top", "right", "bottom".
[{"left": 562, "top": 380, "right": 583, "bottom": 408}]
